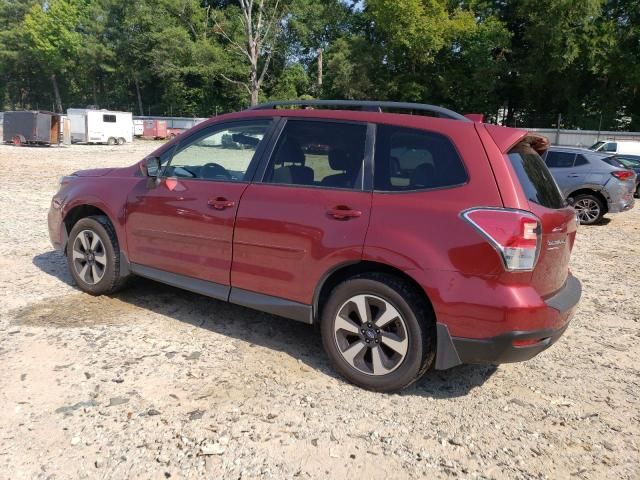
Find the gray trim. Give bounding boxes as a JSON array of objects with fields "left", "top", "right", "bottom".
[
  {"left": 544, "top": 274, "right": 582, "bottom": 313},
  {"left": 434, "top": 323, "right": 463, "bottom": 370},
  {"left": 229, "top": 288, "right": 313, "bottom": 324},
  {"left": 129, "top": 263, "right": 229, "bottom": 300},
  {"left": 248, "top": 100, "right": 470, "bottom": 122}
]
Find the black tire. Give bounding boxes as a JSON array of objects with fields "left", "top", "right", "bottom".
[
  {"left": 117, "top": 137, "right": 125, "bottom": 145},
  {"left": 573, "top": 193, "right": 605, "bottom": 225},
  {"left": 66, "top": 215, "right": 128, "bottom": 295},
  {"left": 635, "top": 184, "right": 639, "bottom": 198},
  {"left": 107, "top": 137, "right": 116, "bottom": 146},
  {"left": 320, "top": 272, "right": 435, "bottom": 392}
]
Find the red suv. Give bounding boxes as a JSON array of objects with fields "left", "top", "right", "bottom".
[{"left": 48, "top": 100, "right": 581, "bottom": 392}]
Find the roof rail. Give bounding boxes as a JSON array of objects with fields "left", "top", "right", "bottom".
[{"left": 249, "top": 100, "right": 470, "bottom": 122}]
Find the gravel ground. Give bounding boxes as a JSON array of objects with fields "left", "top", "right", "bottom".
[{"left": 0, "top": 142, "right": 638, "bottom": 480}]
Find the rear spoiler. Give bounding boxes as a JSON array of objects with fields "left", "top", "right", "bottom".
[{"left": 483, "top": 124, "right": 550, "bottom": 155}]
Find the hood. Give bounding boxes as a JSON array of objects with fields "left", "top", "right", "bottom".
[{"left": 72, "top": 168, "right": 115, "bottom": 177}]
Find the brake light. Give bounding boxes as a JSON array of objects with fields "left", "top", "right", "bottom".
[
  {"left": 461, "top": 208, "right": 541, "bottom": 271},
  {"left": 611, "top": 170, "right": 635, "bottom": 181}
]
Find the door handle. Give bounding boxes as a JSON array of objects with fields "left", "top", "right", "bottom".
[
  {"left": 208, "top": 197, "right": 235, "bottom": 210},
  {"left": 327, "top": 206, "right": 362, "bottom": 220},
  {"left": 567, "top": 174, "right": 580, "bottom": 178}
]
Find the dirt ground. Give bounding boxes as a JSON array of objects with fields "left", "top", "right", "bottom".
[{"left": 0, "top": 142, "right": 638, "bottom": 480}]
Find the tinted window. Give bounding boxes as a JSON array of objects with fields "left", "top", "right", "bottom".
[
  {"left": 573, "top": 154, "right": 589, "bottom": 166},
  {"left": 545, "top": 151, "right": 575, "bottom": 168},
  {"left": 103, "top": 114, "right": 116, "bottom": 123},
  {"left": 602, "top": 156, "right": 626, "bottom": 168},
  {"left": 615, "top": 156, "right": 640, "bottom": 169},
  {"left": 374, "top": 125, "right": 467, "bottom": 191},
  {"left": 166, "top": 120, "right": 271, "bottom": 181},
  {"left": 509, "top": 143, "right": 565, "bottom": 209},
  {"left": 263, "top": 120, "right": 367, "bottom": 189}
]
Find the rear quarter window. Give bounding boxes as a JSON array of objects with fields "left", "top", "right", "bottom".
[
  {"left": 509, "top": 143, "right": 566, "bottom": 209},
  {"left": 374, "top": 125, "right": 467, "bottom": 191}
]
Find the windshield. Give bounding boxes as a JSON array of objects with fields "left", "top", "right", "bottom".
[
  {"left": 589, "top": 141, "right": 605, "bottom": 151},
  {"left": 508, "top": 143, "right": 566, "bottom": 209}
]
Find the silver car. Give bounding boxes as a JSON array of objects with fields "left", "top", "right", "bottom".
[{"left": 542, "top": 146, "right": 636, "bottom": 225}]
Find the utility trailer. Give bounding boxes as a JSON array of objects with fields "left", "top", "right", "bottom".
[
  {"left": 2, "top": 111, "right": 61, "bottom": 146},
  {"left": 143, "top": 119, "right": 168, "bottom": 139},
  {"left": 67, "top": 109, "right": 133, "bottom": 145}
]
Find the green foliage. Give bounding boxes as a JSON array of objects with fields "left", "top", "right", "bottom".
[{"left": 0, "top": 0, "right": 638, "bottom": 129}]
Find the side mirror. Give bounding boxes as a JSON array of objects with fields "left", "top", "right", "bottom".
[{"left": 141, "top": 156, "right": 161, "bottom": 177}]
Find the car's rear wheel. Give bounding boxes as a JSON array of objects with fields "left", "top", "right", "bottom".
[
  {"left": 117, "top": 137, "right": 125, "bottom": 145},
  {"left": 107, "top": 137, "right": 116, "bottom": 146},
  {"left": 573, "top": 194, "right": 604, "bottom": 225},
  {"left": 66, "top": 215, "right": 128, "bottom": 295},
  {"left": 320, "top": 273, "right": 435, "bottom": 392}
]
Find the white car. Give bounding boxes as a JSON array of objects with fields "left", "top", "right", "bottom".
[{"left": 589, "top": 140, "right": 640, "bottom": 155}]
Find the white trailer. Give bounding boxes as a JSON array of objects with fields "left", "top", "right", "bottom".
[
  {"left": 67, "top": 109, "right": 133, "bottom": 145},
  {"left": 133, "top": 119, "right": 144, "bottom": 137}
]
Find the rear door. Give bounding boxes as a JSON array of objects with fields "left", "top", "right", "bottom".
[
  {"left": 509, "top": 144, "right": 578, "bottom": 297},
  {"left": 231, "top": 118, "right": 372, "bottom": 305}
]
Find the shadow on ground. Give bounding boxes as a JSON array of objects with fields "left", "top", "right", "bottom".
[{"left": 32, "top": 250, "right": 496, "bottom": 398}]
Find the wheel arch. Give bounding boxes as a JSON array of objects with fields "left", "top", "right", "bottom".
[
  {"left": 62, "top": 204, "right": 118, "bottom": 251},
  {"left": 313, "top": 261, "right": 437, "bottom": 325},
  {"left": 568, "top": 188, "right": 609, "bottom": 213}
]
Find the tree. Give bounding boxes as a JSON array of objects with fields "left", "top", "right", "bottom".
[
  {"left": 212, "top": 0, "right": 283, "bottom": 105},
  {"left": 22, "top": 0, "right": 84, "bottom": 112}
]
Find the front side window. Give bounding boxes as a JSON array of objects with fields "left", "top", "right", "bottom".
[
  {"left": 374, "top": 125, "right": 467, "bottom": 191},
  {"left": 545, "top": 151, "right": 575, "bottom": 168},
  {"left": 263, "top": 120, "right": 367, "bottom": 189},
  {"left": 165, "top": 120, "right": 271, "bottom": 181},
  {"left": 603, "top": 142, "right": 617, "bottom": 152}
]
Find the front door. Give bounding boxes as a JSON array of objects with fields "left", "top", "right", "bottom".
[
  {"left": 231, "top": 119, "right": 372, "bottom": 306},
  {"left": 125, "top": 119, "right": 274, "bottom": 293}
]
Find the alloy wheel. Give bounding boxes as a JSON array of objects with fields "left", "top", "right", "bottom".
[
  {"left": 574, "top": 198, "right": 601, "bottom": 224},
  {"left": 72, "top": 229, "right": 107, "bottom": 285},
  {"left": 333, "top": 294, "right": 409, "bottom": 376}
]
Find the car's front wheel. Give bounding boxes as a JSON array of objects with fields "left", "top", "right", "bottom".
[
  {"left": 66, "top": 215, "right": 128, "bottom": 295},
  {"left": 320, "top": 273, "right": 435, "bottom": 392}
]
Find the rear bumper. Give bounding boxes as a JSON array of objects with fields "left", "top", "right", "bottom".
[{"left": 435, "top": 274, "right": 581, "bottom": 369}]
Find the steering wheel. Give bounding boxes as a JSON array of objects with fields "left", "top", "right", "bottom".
[{"left": 202, "top": 163, "right": 232, "bottom": 180}]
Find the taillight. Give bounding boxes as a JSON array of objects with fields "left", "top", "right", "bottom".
[
  {"left": 611, "top": 170, "right": 635, "bottom": 181},
  {"left": 461, "top": 208, "right": 541, "bottom": 271}
]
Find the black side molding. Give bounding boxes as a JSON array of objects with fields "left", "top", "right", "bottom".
[
  {"left": 229, "top": 288, "right": 313, "bottom": 325},
  {"left": 129, "top": 263, "right": 229, "bottom": 301}
]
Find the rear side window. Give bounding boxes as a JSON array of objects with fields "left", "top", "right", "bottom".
[
  {"left": 374, "top": 125, "right": 467, "bottom": 191},
  {"left": 545, "top": 151, "right": 575, "bottom": 168},
  {"left": 103, "top": 114, "right": 116, "bottom": 123},
  {"left": 263, "top": 120, "right": 367, "bottom": 189},
  {"left": 573, "top": 154, "right": 589, "bottom": 166},
  {"left": 602, "top": 156, "right": 626, "bottom": 168},
  {"left": 509, "top": 143, "right": 565, "bottom": 209}
]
